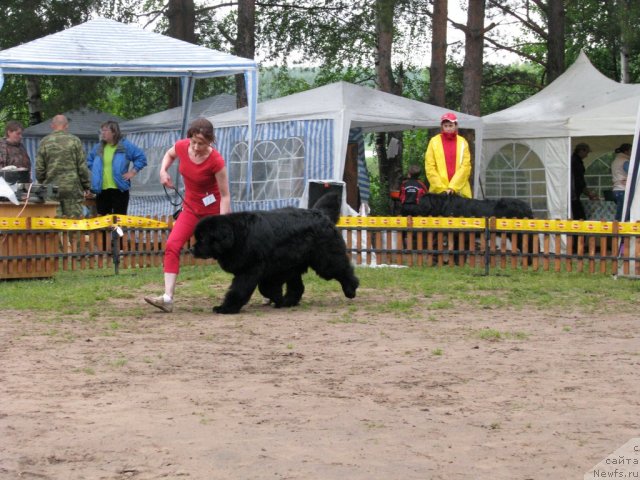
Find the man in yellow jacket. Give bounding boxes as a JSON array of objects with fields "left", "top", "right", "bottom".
[{"left": 424, "top": 112, "right": 472, "bottom": 198}]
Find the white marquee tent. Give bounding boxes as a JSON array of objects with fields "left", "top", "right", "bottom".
[
  {"left": 481, "top": 51, "right": 640, "bottom": 219},
  {"left": 0, "top": 17, "right": 258, "bottom": 215},
  {"left": 208, "top": 81, "right": 483, "bottom": 214}
]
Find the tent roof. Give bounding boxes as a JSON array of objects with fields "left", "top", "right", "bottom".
[
  {"left": 208, "top": 81, "right": 482, "bottom": 132},
  {"left": 22, "top": 107, "right": 123, "bottom": 139},
  {"left": 483, "top": 51, "right": 640, "bottom": 139},
  {"left": 121, "top": 94, "right": 236, "bottom": 133},
  {"left": 0, "top": 17, "right": 256, "bottom": 78}
]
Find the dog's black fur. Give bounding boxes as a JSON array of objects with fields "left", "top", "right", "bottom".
[
  {"left": 414, "top": 193, "right": 534, "bottom": 219},
  {"left": 192, "top": 192, "right": 359, "bottom": 314},
  {"left": 413, "top": 193, "right": 536, "bottom": 263}
]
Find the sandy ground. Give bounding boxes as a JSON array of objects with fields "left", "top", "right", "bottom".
[{"left": 1, "top": 282, "right": 639, "bottom": 480}]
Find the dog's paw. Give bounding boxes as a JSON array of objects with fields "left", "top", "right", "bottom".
[
  {"left": 213, "top": 304, "right": 241, "bottom": 314},
  {"left": 278, "top": 298, "right": 300, "bottom": 308}
]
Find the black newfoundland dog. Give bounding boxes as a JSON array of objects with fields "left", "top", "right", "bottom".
[
  {"left": 192, "top": 193, "right": 359, "bottom": 314},
  {"left": 414, "top": 192, "right": 534, "bottom": 219},
  {"left": 412, "top": 193, "right": 536, "bottom": 262}
]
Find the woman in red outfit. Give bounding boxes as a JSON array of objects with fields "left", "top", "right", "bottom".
[{"left": 144, "top": 118, "right": 231, "bottom": 312}]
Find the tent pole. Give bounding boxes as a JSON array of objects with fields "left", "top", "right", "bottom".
[
  {"left": 243, "top": 69, "right": 258, "bottom": 201},
  {"left": 180, "top": 76, "right": 196, "bottom": 138}
]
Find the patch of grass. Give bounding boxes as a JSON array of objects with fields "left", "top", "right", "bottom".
[
  {"left": 379, "top": 298, "right": 418, "bottom": 313},
  {"left": 1, "top": 264, "right": 639, "bottom": 318},
  {"left": 475, "top": 328, "right": 529, "bottom": 341},
  {"left": 432, "top": 348, "right": 443, "bottom": 356},
  {"left": 328, "top": 312, "right": 357, "bottom": 324},
  {"left": 429, "top": 299, "right": 455, "bottom": 310},
  {"left": 110, "top": 357, "right": 128, "bottom": 368}
]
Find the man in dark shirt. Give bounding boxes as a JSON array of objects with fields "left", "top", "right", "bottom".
[{"left": 571, "top": 143, "right": 598, "bottom": 220}]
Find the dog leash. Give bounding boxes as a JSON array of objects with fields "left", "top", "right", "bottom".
[{"left": 163, "top": 185, "right": 185, "bottom": 219}]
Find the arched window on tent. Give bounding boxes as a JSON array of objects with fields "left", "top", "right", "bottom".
[
  {"left": 485, "top": 143, "right": 547, "bottom": 218},
  {"left": 585, "top": 152, "right": 613, "bottom": 200}
]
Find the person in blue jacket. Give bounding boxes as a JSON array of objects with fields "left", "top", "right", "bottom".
[{"left": 87, "top": 121, "right": 147, "bottom": 215}]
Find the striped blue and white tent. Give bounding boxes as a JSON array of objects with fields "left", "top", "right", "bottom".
[
  {"left": 0, "top": 17, "right": 258, "bottom": 216},
  {"left": 208, "top": 81, "right": 483, "bottom": 214}
]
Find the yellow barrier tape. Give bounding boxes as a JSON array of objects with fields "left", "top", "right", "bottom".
[
  {"left": 337, "top": 216, "right": 486, "bottom": 229},
  {"left": 412, "top": 216, "right": 485, "bottom": 229},
  {"left": 1, "top": 213, "right": 638, "bottom": 235},
  {"left": 495, "top": 218, "right": 619, "bottom": 234},
  {"left": 338, "top": 216, "right": 408, "bottom": 228},
  {"left": 115, "top": 215, "right": 170, "bottom": 229},
  {"left": 0, "top": 217, "right": 27, "bottom": 229},
  {"left": 337, "top": 216, "right": 640, "bottom": 235},
  {"left": 0, "top": 214, "right": 169, "bottom": 231}
]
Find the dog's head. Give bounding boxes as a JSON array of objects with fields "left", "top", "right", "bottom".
[{"left": 192, "top": 215, "right": 235, "bottom": 259}]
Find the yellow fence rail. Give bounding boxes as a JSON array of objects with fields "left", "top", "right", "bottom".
[{"left": 2, "top": 214, "right": 640, "bottom": 279}]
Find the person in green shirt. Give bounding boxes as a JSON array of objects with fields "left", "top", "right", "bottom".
[{"left": 87, "top": 121, "right": 147, "bottom": 215}]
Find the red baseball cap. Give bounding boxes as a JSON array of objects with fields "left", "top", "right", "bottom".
[{"left": 440, "top": 112, "right": 458, "bottom": 123}]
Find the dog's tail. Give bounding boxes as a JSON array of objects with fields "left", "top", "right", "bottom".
[{"left": 312, "top": 191, "right": 341, "bottom": 224}]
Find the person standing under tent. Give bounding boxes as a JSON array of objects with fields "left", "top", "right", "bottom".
[
  {"left": 424, "top": 112, "right": 472, "bottom": 198},
  {"left": 36, "top": 115, "right": 91, "bottom": 217},
  {"left": 570, "top": 143, "right": 598, "bottom": 220},
  {"left": 144, "top": 118, "right": 231, "bottom": 313},
  {"left": 611, "top": 143, "right": 632, "bottom": 221},
  {"left": 0, "top": 120, "right": 31, "bottom": 174},
  {"left": 87, "top": 120, "right": 147, "bottom": 215}
]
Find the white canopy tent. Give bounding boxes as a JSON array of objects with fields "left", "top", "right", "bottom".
[
  {"left": 208, "top": 81, "right": 483, "bottom": 213},
  {"left": 481, "top": 51, "right": 640, "bottom": 219},
  {"left": 0, "top": 17, "right": 258, "bottom": 210}
]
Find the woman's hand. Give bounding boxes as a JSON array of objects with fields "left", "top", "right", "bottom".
[
  {"left": 122, "top": 170, "right": 136, "bottom": 181},
  {"left": 160, "top": 170, "right": 174, "bottom": 189}
]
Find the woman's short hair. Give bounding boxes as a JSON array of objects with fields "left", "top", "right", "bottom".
[
  {"left": 101, "top": 120, "right": 122, "bottom": 144},
  {"left": 5, "top": 120, "right": 24, "bottom": 135},
  {"left": 187, "top": 118, "right": 215, "bottom": 143}
]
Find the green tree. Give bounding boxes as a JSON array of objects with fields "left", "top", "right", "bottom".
[{"left": 0, "top": 0, "right": 100, "bottom": 124}]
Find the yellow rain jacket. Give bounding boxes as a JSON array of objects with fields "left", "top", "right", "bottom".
[{"left": 424, "top": 134, "right": 472, "bottom": 198}]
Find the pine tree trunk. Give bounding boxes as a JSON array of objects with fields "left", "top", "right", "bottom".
[
  {"left": 25, "top": 76, "right": 43, "bottom": 126},
  {"left": 167, "top": 0, "right": 196, "bottom": 108},
  {"left": 375, "top": 0, "right": 404, "bottom": 204},
  {"left": 546, "top": 0, "right": 565, "bottom": 84},
  {"left": 460, "top": 0, "right": 484, "bottom": 116},
  {"left": 235, "top": 0, "right": 256, "bottom": 108},
  {"left": 429, "top": 0, "right": 447, "bottom": 107}
]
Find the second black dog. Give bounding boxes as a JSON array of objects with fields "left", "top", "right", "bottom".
[
  {"left": 192, "top": 193, "right": 359, "bottom": 314},
  {"left": 415, "top": 192, "right": 534, "bottom": 219}
]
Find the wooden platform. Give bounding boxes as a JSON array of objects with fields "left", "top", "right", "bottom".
[{"left": 0, "top": 202, "right": 59, "bottom": 279}]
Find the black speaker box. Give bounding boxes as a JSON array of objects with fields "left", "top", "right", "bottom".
[{"left": 308, "top": 181, "right": 343, "bottom": 209}]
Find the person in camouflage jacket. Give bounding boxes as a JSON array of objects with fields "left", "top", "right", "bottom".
[
  {"left": 36, "top": 115, "right": 91, "bottom": 217},
  {"left": 0, "top": 120, "right": 31, "bottom": 173}
]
